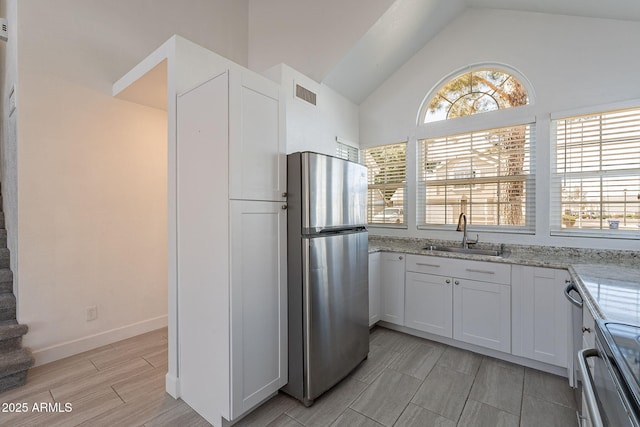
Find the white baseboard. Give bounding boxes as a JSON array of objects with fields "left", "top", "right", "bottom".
[
  {"left": 165, "top": 372, "right": 181, "bottom": 398},
  {"left": 31, "top": 315, "right": 168, "bottom": 366}
]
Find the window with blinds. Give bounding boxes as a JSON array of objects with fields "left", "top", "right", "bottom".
[
  {"left": 336, "top": 141, "right": 360, "bottom": 163},
  {"left": 417, "top": 124, "right": 535, "bottom": 230},
  {"left": 552, "top": 107, "right": 640, "bottom": 236},
  {"left": 362, "top": 142, "right": 407, "bottom": 226}
]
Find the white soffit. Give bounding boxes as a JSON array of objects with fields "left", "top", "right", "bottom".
[
  {"left": 113, "top": 60, "right": 168, "bottom": 111},
  {"left": 322, "top": 0, "right": 466, "bottom": 104},
  {"left": 112, "top": 38, "right": 171, "bottom": 111}
]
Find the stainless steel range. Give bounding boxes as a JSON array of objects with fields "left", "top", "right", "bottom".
[{"left": 580, "top": 319, "right": 640, "bottom": 426}]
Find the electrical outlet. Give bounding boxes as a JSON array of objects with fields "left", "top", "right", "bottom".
[{"left": 86, "top": 305, "right": 98, "bottom": 321}]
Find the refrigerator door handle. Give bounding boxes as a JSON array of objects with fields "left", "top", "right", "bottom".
[{"left": 302, "top": 239, "right": 313, "bottom": 405}]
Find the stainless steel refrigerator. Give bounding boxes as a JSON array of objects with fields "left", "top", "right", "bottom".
[{"left": 283, "top": 151, "right": 369, "bottom": 406}]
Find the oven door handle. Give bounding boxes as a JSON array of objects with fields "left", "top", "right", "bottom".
[
  {"left": 564, "top": 282, "right": 583, "bottom": 308},
  {"left": 578, "top": 348, "right": 604, "bottom": 427}
]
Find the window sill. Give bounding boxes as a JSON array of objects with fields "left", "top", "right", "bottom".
[
  {"left": 551, "top": 229, "right": 640, "bottom": 240},
  {"left": 417, "top": 225, "right": 534, "bottom": 235},
  {"left": 368, "top": 224, "right": 409, "bottom": 230}
]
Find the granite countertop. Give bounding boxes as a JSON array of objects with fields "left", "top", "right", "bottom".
[
  {"left": 368, "top": 235, "right": 640, "bottom": 324},
  {"left": 570, "top": 264, "right": 640, "bottom": 325},
  {"left": 368, "top": 235, "right": 640, "bottom": 269}
]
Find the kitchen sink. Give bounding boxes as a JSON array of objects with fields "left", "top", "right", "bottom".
[{"left": 423, "top": 245, "right": 503, "bottom": 257}]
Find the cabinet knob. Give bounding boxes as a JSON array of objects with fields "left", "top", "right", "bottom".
[
  {"left": 282, "top": 192, "right": 288, "bottom": 198},
  {"left": 582, "top": 326, "right": 592, "bottom": 333},
  {"left": 281, "top": 205, "right": 288, "bottom": 210},
  {"left": 398, "top": 256, "right": 403, "bottom": 260},
  {"left": 445, "top": 279, "right": 451, "bottom": 284},
  {"left": 454, "top": 280, "right": 460, "bottom": 285}
]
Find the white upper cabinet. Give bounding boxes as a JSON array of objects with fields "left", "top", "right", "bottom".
[{"left": 229, "top": 71, "right": 286, "bottom": 201}]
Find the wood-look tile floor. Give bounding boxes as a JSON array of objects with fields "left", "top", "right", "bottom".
[{"left": 0, "top": 326, "right": 578, "bottom": 426}]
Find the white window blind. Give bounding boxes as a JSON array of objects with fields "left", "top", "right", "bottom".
[
  {"left": 552, "top": 107, "right": 640, "bottom": 236},
  {"left": 417, "top": 124, "right": 535, "bottom": 230},
  {"left": 336, "top": 141, "right": 360, "bottom": 163},
  {"left": 362, "top": 142, "right": 407, "bottom": 225}
]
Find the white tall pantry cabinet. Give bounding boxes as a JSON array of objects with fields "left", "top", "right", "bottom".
[{"left": 177, "top": 68, "right": 287, "bottom": 426}]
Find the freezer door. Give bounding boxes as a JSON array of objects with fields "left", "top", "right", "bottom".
[
  {"left": 302, "top": 152, "right": 367, "bottom": 232},
  {"left": 303, "top": 231, "right": 369, "bottom": 400}
]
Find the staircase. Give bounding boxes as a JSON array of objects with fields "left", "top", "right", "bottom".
[{"left": 0, "top": 192, "right": 34, "bottom": 393}]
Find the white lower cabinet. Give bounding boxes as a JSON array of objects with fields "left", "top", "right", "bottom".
[
  {"left": 404, "top": 254, "right": 511, "bottom": 353},
  {"left": 229, "top": 201, "right": 287, "bottom": 416},
  {"left": 453, "top": 278, "right": 511, "bottom": 353},
  {"left": 368, "top": 252, "right": 381, "bottom": 326},
  {"left": 380, "top": 252, "right": 406, "bottom": 325},
  {"left": 583, "top": 306, "right": 595, "bottom": 351},
  {"left": 405, "top": 272, "right": 452, "bottom": 337},
  {"left": 511, "top": 266, "right": 571, "bottom": 367}
]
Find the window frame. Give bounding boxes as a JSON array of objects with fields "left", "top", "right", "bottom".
[
  {"left": 335, "top": 137, "right": 360, "bottom": 163},
  {"left": 362, "top": 142, "right": 408, "bottom": 228},
  {"left": 414, "top": 64, "right": 537, "bottom": 234},
  {"left": 417, "top": 63, "right": 536, "bottom": 126},
  {"left": 416, "top": 121, "right": 536, "bottom": 233},
  {"left": 550, "top": 102, "right": 640, "bottom": 240}
]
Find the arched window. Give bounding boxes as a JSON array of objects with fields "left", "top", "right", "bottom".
[
  {"left": 420, "top": 68, "right": 531, "bottom": 124},
  {"left": 416, "top": 65, "right": 535, "bottom": 232}
]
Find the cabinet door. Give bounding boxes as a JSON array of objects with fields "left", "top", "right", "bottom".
[
  {"left": 380, "top": 253, "right": 406, "bottom": 325},
  {"left": 453, "top": 278, "right": 511, "bottom": 353},
  {"left": 369, "top": 252, "right": 381, "bottom": 326},
  {"left": 405, "top": 272, "right": 453, "bottom": 338},
  {"left": 512, "top": 266, "right": 570, "bottom": 367},
  {"left": 230, "top": 200, "right": 287, "bottom": 418},
  {"left": 229, "top": 70, "right": 286, "bottom": 201}
]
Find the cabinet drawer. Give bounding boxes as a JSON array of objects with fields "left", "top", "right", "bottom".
[
  {"left": 453, "top": 259, "right": 511, "bottom": 285},
  {"left": 406, "top": 254, "right": 510, "bottom": 285},
  {"left": 405, "top": 254, "right": 456, "bottom": 276}
]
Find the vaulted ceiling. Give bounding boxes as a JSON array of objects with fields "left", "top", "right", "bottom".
[{"left": 250, "top": 0, "right": 640, "bottom": 104}]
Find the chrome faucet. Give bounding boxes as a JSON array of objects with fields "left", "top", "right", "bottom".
[{"left": 456, "top": 213, "right": 478, "bottom": 248}]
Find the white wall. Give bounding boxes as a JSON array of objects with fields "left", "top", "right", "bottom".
[
  {"left": 359, "top": 8, "right": 640, "bottom": 250},
  {"left": 248, "top": 0, "right": 394, "bottom": 81},
  {"left": 265, "top": 64, "right": 360, "bottom": 155},
  {"left": 13, "top": 0, "right": 249, "bottom": 365}
]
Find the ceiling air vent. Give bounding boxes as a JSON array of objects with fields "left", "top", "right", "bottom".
[{"left": 295, "top": 84, "right": 317, "bottom": 106}]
